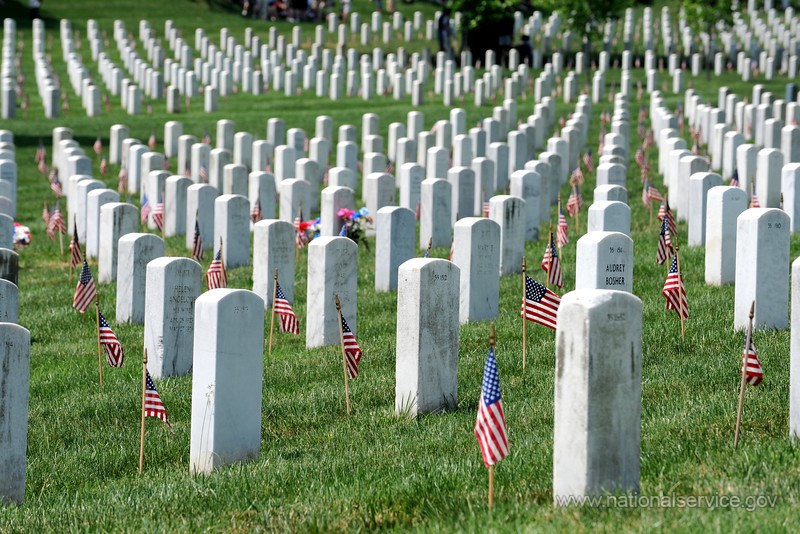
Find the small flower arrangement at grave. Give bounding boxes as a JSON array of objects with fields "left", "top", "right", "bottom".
[{"left": 337, "top": 207, "right": 373, "bottom": 249}]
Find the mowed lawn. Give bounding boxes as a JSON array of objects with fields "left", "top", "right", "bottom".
[{"left": 1, "top": 0, "right": 800, "bottom": 530}]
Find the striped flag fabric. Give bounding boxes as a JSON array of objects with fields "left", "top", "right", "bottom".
[
  {"left": 206, "top": 248, "right": 227, "bottom": 290},
  {"left": 99, "top": 155, "right": 108, "bottom": 175},
  {"left": 340, "top": 313, "right": 362, "bottom": 379},
  {"left": 192, "top": 220, "right": 205, "bottom": 263},
  {"left": 520, "top": 275, "right": 561, "bottom": 330},
  {"left": 42, "top": 203, "right": 51, "bottom": 226},
  {"left": 93, "top": 136, "right": 103, "bottom": 156},
  {"left": 148, "top": 132, "right": 157, "bottom": 151},
  {"left": 482, "top": 195, "right": 490, "bottom": 218},
  {"left": 145, "top": 370, "right": 173, "bottom": 432},
  {"left": 566, "top": 184, "right": 582, "bottom": 217},
  {"left": 69, "top": 225, "right": 82, "bottom": 269},
  {"left": 474, "top": 345, "right": 509, "bottom": 467},
  {"left": 250, "top": 199, "right": 262, "bottom": 223},
  {"left": 540, "top": 235, "right": 563, "bottom": 288},
  {"left": 657, "top": 199, "right": 678, "bottom": 236},
  {"left": 569, "top": 167, "right": 584, "bottom": 185},
  {"left": 750, "top": 193, "right": 760, "bottom": 209},
  {"left": 118, "top": 166, "right": 128, "bottom": 191},
  {"left": 656, "top": 216, "right": 673, "bottom": 265},
  {"left": 741, "top": 337, "right": 763, "bottom": 386},
  {"left": 582, "top": 150, "right": 594, "bottom": 173},
  {"left": 274, "top": 281, "right": 300, "bottom": 334},
  {"left": 35, "top": 142, "right": 46, "bottom": 164},
  {"left": 152, "top": 199, "right": 165, "bottom": 231},
  {"left": 50, "top": 171, "right": 63, "bottom": 197},
  {"left": 662, "top": 257, "right": 688, "bottom": 319},
  {"left": 294, "top": 210, "right": 309, "bottom": 248},
  {"left": 198, "top": 164, "right": 208, "bottom": 183},
  {"left": 73, "top": 259, "right": 97, "bottom": 313},
  {"left": 47, "top": 206, "right": 66, "bottom": 240},
  {"left": 98, "top": 310, "right": 124, "bottom": 367},
  {"left": 647, "top": 183, "right": 663, "bottom": 203},
  {"left": 557, "top": 206, "right": 569, "bottom": 247},
  {"left": 140, "top": 194, "right": 151, "bottom": 224}
]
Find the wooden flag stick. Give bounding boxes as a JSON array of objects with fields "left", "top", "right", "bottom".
[
  {"left": 58, "top": 225, "right": 64, "bottom": 255},
  {"left": 69, "top": 216, "right": 76, "bottom": 278},
  {"left": 139, "top": 349, "right": 148, "bottom": 474},
  {"left": 488, "top": 322, "right": 496, "bottom": 508},
  {"left": 521, "top": 257, "right": 527, "bottom": 372},
  {"left": 95, "top": 297, "right": 104, "bottom": 386},
  {"left": 545, "top": 228, "right": 553, "bottom": 290},
  {"left": 675, "top": 243, "right": 685, "bottom": 339},
  {"left": 556, "top": 196, "right": 563, "bottom": 258},
  {"left": 268, "top": 268, "right": 278, "bottom": 358},
  {"left": 335, "top": 294, "right": 351, "bottom": 416},
  {"left": 734, "top": 300, "right": 756, "bottom": 448}
]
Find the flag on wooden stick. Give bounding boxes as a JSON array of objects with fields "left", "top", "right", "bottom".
[
  {"left": 520, "top": 275, "right": 561, "bottom": 330},
  {"left": 662, "top": 257, "right": 688, "bottom": 319},
  {"left": 274, "top": 282, "right": 300, "bottom": 334},
  {"left": 98, "top": 310, "right": 124, "bottom": 367},
  {"left": 192, "top": 219, "right": 204, "bottom": 263},
  {"left": 206, "top": 245, "right": 227, "bottom": 290},
  {"left": 340, "top": 313, "right": 362, "bottom": 379},
  {"left": 474, "top": 344, "right": 509, "bottom": 467},
  {"left": 540, "top": 233, "right": 563, "bottom": 288},
  {"left": 73, "top": 259, "right": 97, "bottom": 313},
  {"left": 144, "top": 370, "right": 173, "bottom": 431},
  {"left": 69, "top": 224, "right": 82, "bottom": 269},
  {"left": 741, "top": 336, "right": 763, "bottom": 387}
]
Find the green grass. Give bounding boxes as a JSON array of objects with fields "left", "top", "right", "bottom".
[{"left": 1, "top": 0, "right": 800, "bottom": 531}]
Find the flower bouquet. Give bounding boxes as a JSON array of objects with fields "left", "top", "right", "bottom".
[{"left": 337, "top": 207, "right": 373, "bottom": 249}]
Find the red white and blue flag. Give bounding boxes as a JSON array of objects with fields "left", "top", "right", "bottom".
[
  {"left": 741, "top": 337, "right": 763, "bottom": 386},
  {"left": 662, "top": 257, "right": 688, "bottom": 319},
  {"left": 274, "top": 282, "right": 300, "bottom": 335},
  {"left": 340, "top": 313, "right": 362, "bottom": 379},
  {"left": 474, "top": 345, "right": 509, "bottom": 467},
  {"left": 98, "top": 310, "right": 124, "bottom": 367},
  {"left": 521, "top": 275, "right": 561, "bottom": 330}
]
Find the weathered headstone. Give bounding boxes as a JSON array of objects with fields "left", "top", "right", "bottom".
[
  {"left": 0, "top": 279, "right": 18, "bottom": 323},
  {"left": 0, "top": 249, "right": 19, "bottom": 286},
  {"left": 305, "top": 236, "right": 357, "bottom": 348},
  {"left": 510, "top": 170, "right": 541, "bottom": 241},
  {"left": 98, "top": 202, "right": 139, "bottom": 283},
  {"left": 553, "top": 289, "right": 642, "bottom": 502},
  {"left": 490, "top": 195, "right": 525, "bottom": 275},
  {"left": 420, "top": 178, "right": 452, "bottom": 249},
  {"left": 575, "top": 232, "right": 634, "bottom": 293},
  {"left": 116, "top": 233, "right": 165, "bottom": 323},
  {"left": 734, "top": 208, "right": 790, "bottom": 330},
  {"left": 0, "top": 324, "right": 31, "bottom": 503},
  {"left": 375, "top": 206, "right": 415, "bottom": 292},
  {"left": 186, "top": 184, "right": 218, "bottom": 252},
  {"left": 452, "top": 217, "right": 500, "bottom": 323},
  {"left": 144, "top": 257, "right": 202, "bottom": 378},
  {"left": 165, "top": 175, "right": 192, "bottom": 236},
  {"left": 705, "top": 186, "right": 747, "bottom": 286},
  {"left": 214, "top": 194, "right": 250, "bottom": 269},
  {"left": 395, "top": 258, "right": 460, "bottom": 417},
  {"left": 252, "top": 220, "right": 296, "bottom": 307},
  {"left": 587, "top": 201, "right": 631, "bottom": 235},
  {"left": 688, "top": 172, "right": 723, "bottom": 246},
  {"left": 190, "top": 289, "right": 264, "bottom": 474}
]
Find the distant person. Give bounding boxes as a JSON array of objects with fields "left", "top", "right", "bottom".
[
  {"left": 30, "top": 0, "right": 42, "bottom": 19},
  {"left": 517, "top": 33, "right": 533, "bottom": 66},
  {"left": 438, "top": 7, "right": 453, "bottom": 59}
]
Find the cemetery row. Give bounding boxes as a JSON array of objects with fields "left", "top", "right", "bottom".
[{"left": 5, "top": 0, "right": 800, "bottom": 118}]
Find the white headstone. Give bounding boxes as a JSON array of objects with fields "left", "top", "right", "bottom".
[
  {"left": 395, "top": 258, "right": 460, "bottom": 417},
  {"left": 306, "top": 237, "right": 358, "bottom": 348},
  {"left": 98, "top": 202, "right": 139, "bottom": 283},
  {"left": 587, "top": 201, "right": 631, "bottom": 235},
  {"left": 490, "top": 195, "right": 525, "bottom": 275},
  {"left": 190, "top": 289, "right": 264, "bottom": 473},
  {"left": 688, "top": 172, "right": 724, "bottom": 246},
  {"left": 575, "top": 232, "right": 634, "bottom": 293},
  {"left": 553, "top": 290, "right": 642, "bottom": 502},
  {"left": 705, "top": 186, "right": 747, "bottom": 285},
  {"left": 116, "top": 233, "right": 165, "bottom": 323},
  {"left": 452, "top": 217, "right": 500, "bottom": 323},
  {"left": 252, "top": 220, "right": 296, "bottom": 307},
  {"left": 375, "top": 206, "right": 415, "bottom": 292},
  {"left": 214, "top": 194, "right": 250, "bottom": 268},
  {"left": 0, "top": 324, "right": 31, "bottom": 503}
]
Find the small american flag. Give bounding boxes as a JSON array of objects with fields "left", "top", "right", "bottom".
[
  {"left": 657, "top": 199, "right": 678, "bottom": 236},
  {"left": 145, "top": 370, "right": 173, "bottom": 432},
  {"left": 635, "top": 146, "right": 646, "bottom": 167},
  {"left": 192, "top": 220, "right": 204, "bottom": 263},
  {"left": 569, "top": 167, "right": 584, "bottom": 186},
  {"left": 662, "top": 257, "right": 688, "bottom": 319},
  {"left": 750, "top": 193, "right": 760, "bottom": 209},
  {"left": 520, "top": 275, "right": 561, "bottom": 330},
  {"left": 99, "top": 155, "right": 108, "bottom": 175},
  {"left": 206, "top": 248, "right": 227, "bottom": 289},
  {"left": 48, "top": 206, "right": 66, "bottom": 239},
  {"left": 50, "top": 171, "right": 63, "bottom": 197},
  {"left": 73, "top": 259, "right": 97, "bottom": 313},
  {"left": 741, "top": 336, "right": 763, "bottom": 386},
  {"left": 148, "top": 132, "right": 157, "bottom": 151},
  {"left": 199, "top": 164, "right": 208, "bottom": 183},
  {"left": 647, "top": 184, "right": 663, "bottom": 203},
  {"left": 42, "top": 203, "right": 51, "bottom": 226},
  {"left": 38, "top": 158, "right": 48, "bottom": 176},
  {"left": 294, "top": 210, "right": 309, "bottom": 248},
  {"left": 152, "top": 199, "right": 165, "bottom": 231},
  {"left": 93, "top": 136, "right": 103, "bottom": 155},
  {"left": 566, "top": 185, "right": 582, "bottom": 217},
  {"left": 656, "top": 216, "right": 673, "bottom": 265},
  {"left": 274, "top": 281, "right": 300, "bottom": 334},
  {"left": 202, "top": 131, "right": 211, "bottom": 144},
  {"left": 642, "top": 180, "right": 651, "bottom": 208},
  {"left": 69, "top": 225, "right": 82, "bottom": 269},
  {"left": 730, "top": 168, "right": 740, "bottom": 187},
  {"left": 118, "top": 166, "right": 128, "bottom": 191},
  {"left": 98, "top": 310, "right": 124, "bottom": 367},
  {"left": 582, "top": 150, "right": 594, "bottom": 173},
  {"left": 140, "top": 194, "right": 151, "bottom": 224},
  {"left": 340, "top": 313, "right": 362, "bottom": 379},
  {"left": 540, "top": 235, "right": 563, "bottom": 288},
  {"left": 35, "top": 142, "right": 46, "bottom": 164},
  {"left": 482, "top": 195, "right": 490, "bottom": 218},
  {"left": 250, "top": 199, "right": 262, "bottom": 223},
  {"left": 474, "top": 345, "right": 509, "bottom": 467},
  {"left": 557, "top": 206, "right": 568, "bottom": 248}
]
